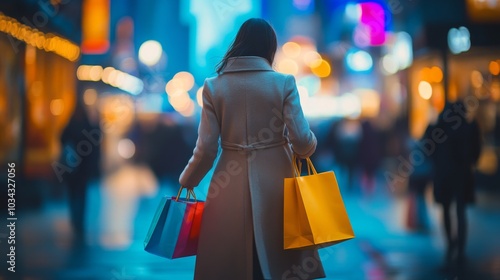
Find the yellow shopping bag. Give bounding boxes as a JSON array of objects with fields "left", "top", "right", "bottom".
[{"left": 284, "top": 157, "right": 355, "bottom": 249}]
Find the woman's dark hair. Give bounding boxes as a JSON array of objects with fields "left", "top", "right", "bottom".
[{"left": 216, "top": 18, "right": 277, "bottom": 74}]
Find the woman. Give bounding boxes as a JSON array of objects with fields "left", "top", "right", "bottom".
[{"left": 179, "top": 18, "right": 325, "bottom": 280}]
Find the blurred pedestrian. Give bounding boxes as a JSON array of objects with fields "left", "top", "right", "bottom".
[
  {"left": 326, "top": 118, "right": 361, "bottom": 190},
  {"left": 178, "top": 18, "right": 324, "bottom": 280},
  {"left": 406, "top": 126, "right": 434, "bottom": 232},
  {"left": 60, "top": 97, "right": 102, "bottom": 244},
  {"left": 430, "top": 101, "right": 481, "bottom": 267},
  {"left": 359, "top": 119, "right": 382, "bottom": 195}
]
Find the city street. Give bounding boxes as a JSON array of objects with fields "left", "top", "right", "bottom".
[{"left": 2, "top": 176, "right": 499, "bottom": 280}]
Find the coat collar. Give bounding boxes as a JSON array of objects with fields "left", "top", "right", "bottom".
[{"left": 221, "top": 56, "right": 274, "bottom": 73}]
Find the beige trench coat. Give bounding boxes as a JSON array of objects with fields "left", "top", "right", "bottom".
[{"left": 179, "top": 56, "right": 325, "bottom": 280}]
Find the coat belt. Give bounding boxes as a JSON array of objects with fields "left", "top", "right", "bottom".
[{"left": 221, "top": 138, "right": 288, "bottom": 152}]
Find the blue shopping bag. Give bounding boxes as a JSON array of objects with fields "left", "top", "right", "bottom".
[{"left": 144, "top": 188, "right": 204, "bottom": 259}]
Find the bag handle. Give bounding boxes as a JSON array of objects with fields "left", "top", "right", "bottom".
[
  {"left": 305, "top": 157, "right": 318, "bottom": 175},
  {"left": 176, "top": 186, "right": 197, "bottom": 202},
  {"left": 292, "top": 156, "right": 318, "bottom": 177},
  {"left": 292, "top": 155, "right": 301, "bottom": 177}
]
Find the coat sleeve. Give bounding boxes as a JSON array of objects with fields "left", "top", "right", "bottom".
[
  {"left": 179, "top": 81, "right": 220, "bottom": 188},
  {"left": 282, "top": 75, "right": 317, "bottom": 158}
]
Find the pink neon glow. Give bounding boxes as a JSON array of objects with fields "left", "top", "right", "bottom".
[{"left": 359, "top": 2, "right": 386, "bottom": 46}]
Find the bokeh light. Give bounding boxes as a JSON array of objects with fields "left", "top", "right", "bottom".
[
  {"left": 346, "top": 50, "right": 373, "bottom": 72},
  {"left": 282, "top": 41, "right": 302, "bottom": 58},
  {"left": 381, "top": 54, "right": 398, "bottom": 75},
  {"left": 393, "top": 32, "right": 413, "bottom": 69},
  {"left": 138, "top": 40, "right": 163, "bottom": 66},
  {"left": 310, "top": 59, "right": 331, "bottom": 78},
  {"left": 89, "top": 65, "right": 103, "bottom": 81},
  {"left": 173, "top": 71, "right": 195, "bottom": 91},
  {"left": 83, "top": 89, "right": 98, "bottom": 106},
  {"left": 165, "top": 79, "right": 185, "bottom": 96},
  {"left": 77, "top": 65, "right": 143, "bottom": 95},
  {"left": 178, "top": 100, "right": 195, "bottom": 117},
  {"left": 418, "top": 81, "right": 433, "bottom": 100},
  {"left": 448, "top": 26, "right": 471, "bottom": 54},
  {"left": 101, "top": 67, "right": 114, "bottom": 83},
  {"left": 489, "top": 60, "right": 500, "bottom": 75},
  {"left": 117, "top": 138, "right": 135, "bottom": 159},
  {"left": 168, "top": 92, "right": 191, "bottom": 112},
  {"left": 471, "top": 70, "right": 484, "bottom": 88},
  {"left": 357, "top": 89, "right": 380, "bottom": 118},
  {"left": 76, "top": 65, "right": 91, "bottom": 80},
  {"left": 430, "top": 66, "right": 443, "bottom": 83},
  {"left": 50, "top": 99, "right": 64, "bottom": 116},
  {"left": 340, "top": 93, "right": 362, "bottom": 118},
  {"left": 196, "top": 87, "right": 204, "bottom": 107},
  {"left": 302, "top": 51, "right": 322, "bottom": 68},
  {"left": 277, "top": 59, "right": 299, "bottom": 75}
]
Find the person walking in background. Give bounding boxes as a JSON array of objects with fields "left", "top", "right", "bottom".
[
  {"left": 60, "top": 97, "right": 102, "bottom": 245},
  {"left": 359, "top": 119, "right": 382, "bottom": 195},
  {"left": 406, "top": 125, "right": 434, "bottom": 232},
  {"left": 178, "top": 18, "right": 324, "bottom": 280},
  {"left": 430, "top": 101, "right": 482, "bottom": 268},
  {"left": 326, "top": 117, "right": 362, "bottom": 191}
]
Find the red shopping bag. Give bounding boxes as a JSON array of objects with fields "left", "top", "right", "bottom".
[
  {"left": 172, "top": 197, "right": 204, "bottom": 258},
  {"left": 144, "top": 188, "right": 204, "bottom": 259}
]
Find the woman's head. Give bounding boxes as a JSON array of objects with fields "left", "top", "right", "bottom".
[{"left": 216, "top": 18, "right": 277, "bottom": 74}]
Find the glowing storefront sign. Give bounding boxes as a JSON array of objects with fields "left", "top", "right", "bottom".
[
  {"left": 353, "top": 2, "right": 387, "bottom": 47},
  {"left": 81, "top": 0, "right": 110, "bottom": 54}
]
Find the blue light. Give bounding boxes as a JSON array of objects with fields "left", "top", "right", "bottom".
[
  {"left": 345, "top": 3, "right": 361, "bottom": 23},
  {"left": 181, "top": 0, "right": 261, "bottom": 79},
  {"left": 346, "top": 49, "right": 373, "bottom": 72},
  {"left": 293, "top": 0, "right": 314, "bottom": 13}
]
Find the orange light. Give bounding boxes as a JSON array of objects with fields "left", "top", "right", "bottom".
[
  {"left": 0, "top": 12, "right": 80, "bottom": 61},
  {"left": 83, "top": 89, "right": 98, "bottom": 105},
  {"left": 491, "top": 80, "right": 500, "bottom": 101},
  {"left": 277, "top": 59, "right": 299, "bottom": 75},
  {"left": 470, "top": 70, "right": 483, "bottom": 88},
  {"left": 420, "top": 66, "right": 443, "bottom": 83},
  {"left": 311, "top": 59, "right": 331, "bottom": 78},
  {"left": 489, "top": 61, "right": 500, "bottom": 76},
  {"left": 420, "top": 67, "right": 431, "bottom": 82},
  {"left": 50, "top": 99, "right": 64, "bottom": 116},
  {"left": 303, "top": 51, "right": 322, "bottom": 68},
  {"left": 282, "top": 42, "right": 301, "bottom": 58},
  {"left": 81, "top": 0, "right": 110, "bottom": 54},
  {"left": 430, "top": 66, "right": 443, "bottom": 83}
]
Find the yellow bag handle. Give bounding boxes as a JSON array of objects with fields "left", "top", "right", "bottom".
[
  {"left": 292, "top": 156, "right": 318, "bottom": 177},
  {"left": 292, "top": 155, "right": 301, "bottom": 177},
  {"left": 305, "top": 157, "right": 318, "bottom": 175},
  {"left": 176, "top": 186, "right": 197, "bottom": 202}
]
